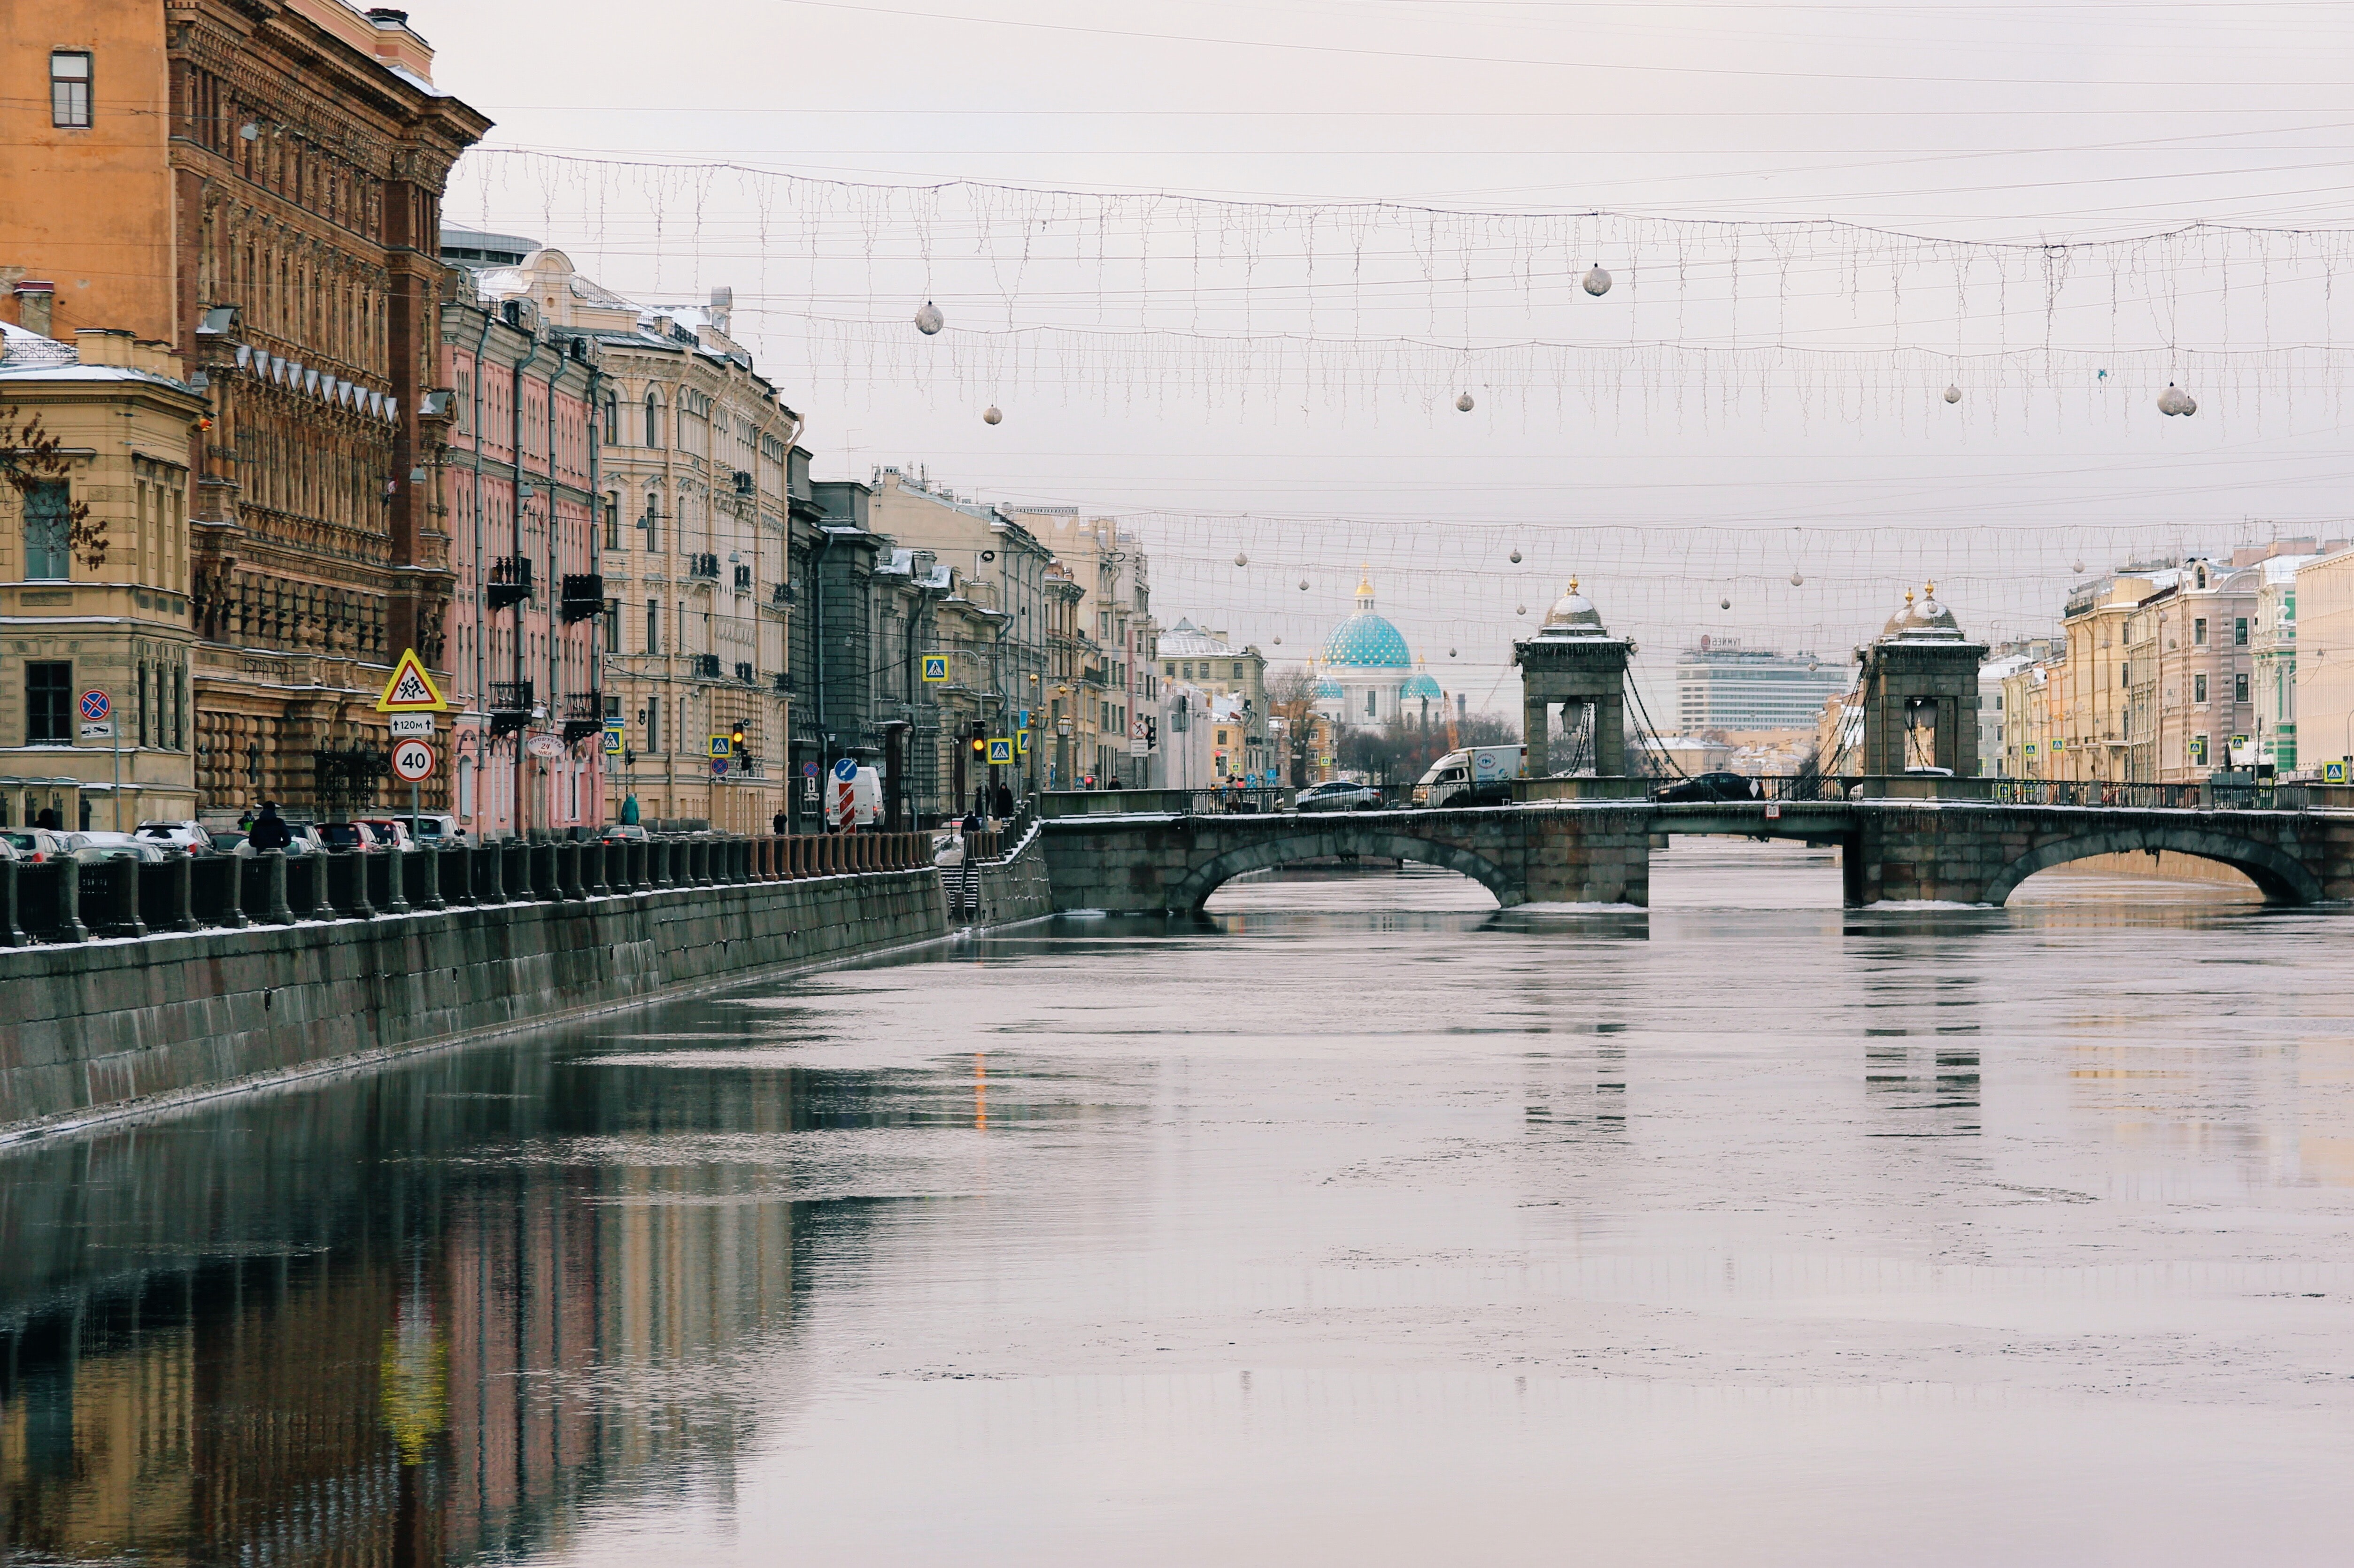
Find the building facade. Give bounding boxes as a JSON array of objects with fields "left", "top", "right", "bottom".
[
  {"left": 1, "top": 326, "right": 208, "bottom": 829},
  {"left": 433, "top": 272, "right": 605, "bottom": 839},
  {"left": 1156, "top": 618, "right": 1271, "bottom": 781},
  {"left": 1674, "top": 638, "right": 1850, "bottom": 732},
  {"left": 4, "top": 0, "right": 490, "bottom": 820},
  {"left": 475, "top": 250, "right": 799, "bottom": 831}
]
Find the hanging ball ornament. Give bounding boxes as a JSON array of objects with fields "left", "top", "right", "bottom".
[
  {"left": 2157, "top": 383, "right": 2192, "bottom": 416},
  {"left": 1790, "top": 571, "right": 1805, "bottom": 587},
  {"left": 1235, "top": 552, "right": 1249, "bottom": 568},
  {"left": 1273, "top": 636, "right": 1282, "bottom": 645},
  {"left": 1456, "top": 392, "right": 1475, "bottom": 413},
  {"left": 1509, "top": 548, "right": 1522, "bottom": 564},
  {"left": 2072, "top": 559, "right": 2086, "bottom": 574},
  {"left": 1943, "top": 384, "right": 1961, "bottom": 405},
  {"left": 1299, "top": 578, "right": 1310, "bottom": 592},
  {"left": 1720, "top": 597, "right": 1732, "bottom": 610},
  {"left": 1583, "top": 263, "right": 1613, "bottom": 297},
  {"left": 1516, "top": 604, "right": 1528, "bottom": 616},
  {"left": 982, "top": 404, "right": 1002, "bottom": 425},
  {"left": 2181, "top": 393, "right": 2198, "bottom": 416},
  {"left": 1449, "top": 648, "right": 1459, "bottom": 658},
  {"left": 914, "top": 300, "right": 944, "bottom": 335}
]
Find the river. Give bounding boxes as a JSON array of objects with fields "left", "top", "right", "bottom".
[{"left": 5, "top": 841, "right": 2353, "bottom": 1564}]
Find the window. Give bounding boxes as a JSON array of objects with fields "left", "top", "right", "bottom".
[
  {"left": 603, "top": 497, "right": 620, "bottom": 551},
  {"left": 646, "top": 599, "right": 660, "bottom": 654},
  {"left": 2193, "top": 617, "right": 2208, "bottom": 646},
  {"left": 2235, "top": 617, "right": 2248, "bottom": 646},
  {"left": 644, "top": 390, "right": 662, "bottom": 447},
  {"left": 1365, "top": 689, "right": 1376, "bottom": 717},
  {"left": 2191, "top": 733, "right": 2209, "bottom": 766},
  {"left": 26, "top": 662, "right": 71, "bottom": 743},
  {"left": 1181, "top": 662, "right": 1192, "bottom": 680},
  {"left": 21, "top": 480, "right": 71, "bottom": 578},
  {"left": 51, "top": 51, "right": 91, "bottom": 128},
  {"left": 2236, "top": 672, "right": 2250, "bottom": 705},
  {"left": 1233, "top": 662, "right": 1245, "bottom": 679},
  {"left": 603, "top": 599, "right": 620, "bottom": 653},
  {"left": 641, "top": 493, "right": 659, "bottom": 552},
  {"left": 602, "top": 390, "right": 619, "bottom": 445},
  {"left": 1163, "top": 662, "right": 1174, "bottom": 676},
  {"left": 2194, "top": 673, "right": 2208, "bottom": 704},
  {"left": 645, "top": 694, "right": 662, "bottom": 754}
]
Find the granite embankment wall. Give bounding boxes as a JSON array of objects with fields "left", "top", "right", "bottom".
[{"left": 0, "top": 833, "right": 1050, "bottom": 1137}]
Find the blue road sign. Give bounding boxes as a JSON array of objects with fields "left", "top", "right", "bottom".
[{"left": 833, "top": 757, "right": 859, "bottom": 782}]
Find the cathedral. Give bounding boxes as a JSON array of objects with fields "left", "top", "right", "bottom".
[{"left": 1312, "top": 573, "right": 1443, "bottom": 725}]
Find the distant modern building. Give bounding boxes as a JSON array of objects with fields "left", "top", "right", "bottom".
[{"left": 1675, "top": 638, "right": 1851, "bottom": 732}]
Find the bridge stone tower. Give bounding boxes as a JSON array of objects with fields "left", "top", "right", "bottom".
[
  {"left": 1857, "top": 584, "right": 1987, "bottom": 776},
  {"left": 1514, "top": 580, "right": 1631, "bottom": 777}
]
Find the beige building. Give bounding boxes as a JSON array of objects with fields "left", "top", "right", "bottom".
[
  {"left": 476, "top": 250, "right": 800, "bottom": 831},
  {"left": 1030, "top": 512, "right": 1157, "bottom": 786},
  {"left": 2294, "top": 546, "right": 2354, "bottom": 779},
  {"left": 1, "top": 326, "right": 206, "bottom": 829}
]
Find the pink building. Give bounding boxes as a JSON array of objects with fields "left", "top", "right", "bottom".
[{"left": 433, "top": 275, "right": 608, "bottom": 839}]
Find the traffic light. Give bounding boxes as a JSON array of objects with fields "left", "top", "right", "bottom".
[
  {"left": 1144, "top": 717, "right": 1158, "bottom": 748},
  {"left": 730, "top": 723, "right": 747, "bottom": 755}
]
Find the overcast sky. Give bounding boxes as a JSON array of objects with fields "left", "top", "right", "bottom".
[{"left": 419, "top": 0, "right": 2354, "bottom": 692}]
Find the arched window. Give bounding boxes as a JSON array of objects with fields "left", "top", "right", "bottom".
[
  {"left": 644, "top": 389, "right": 662, "bottom": 447},
  {"left": 602, "top": 390, "right": 619, "bottom": 445}
]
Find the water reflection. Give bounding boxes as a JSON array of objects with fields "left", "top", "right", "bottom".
[{"left": 7, "top": 842, "right": 2354, "bottom": 1564}]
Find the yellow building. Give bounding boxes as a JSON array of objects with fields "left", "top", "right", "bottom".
[
  {"left": 2293, "top": 546, "right": 2354, "bottom": 779},
  {"left": 1, "top": 326, "right": 206, "bottom": 829}
]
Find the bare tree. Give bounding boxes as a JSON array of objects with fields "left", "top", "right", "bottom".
[
  {"left": 3, "top": 405, "right": 103, "bottom": 570},
  {"left": 1265, "top": 667, "right": 1324, "bottom": 786}
]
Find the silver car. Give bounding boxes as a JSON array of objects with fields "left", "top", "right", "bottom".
[{"left": 1295, "top": 781, "right": 1384, "bottom": 814}]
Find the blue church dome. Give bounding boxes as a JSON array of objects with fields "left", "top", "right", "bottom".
[
  {"left": 1399, "top": 671, "right": 1443, "bottom": 700},
  {"left": 1313, "top": 677, "right": 1345, "bottom": 699},
  {"left": 1322, "top": 573, "right": 1413, "bottom": 669}
]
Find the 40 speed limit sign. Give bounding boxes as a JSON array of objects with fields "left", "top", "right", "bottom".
[{"left": 390, "top": 738, "right": 435, "bottom": 782}]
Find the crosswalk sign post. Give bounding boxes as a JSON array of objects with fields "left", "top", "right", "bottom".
[
  {"left": 987, "top": 738, "right": 1013, "bottom": 765},
  {"left": 1017, "top": 729, "right": 1031, "bottom": 756},
  {"left": 374, "top": 648, "right": 447, "bottom": 713},
  {"left": 603, "top": 719, "right": 625, "bottom": 756},
  {"left": 921, "top": 653, "right": 949, "bottom": 683}
]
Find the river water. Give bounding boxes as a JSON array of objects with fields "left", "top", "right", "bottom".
[{"left": 6, "top": 841, "right": 2354, "bottom": 1564}]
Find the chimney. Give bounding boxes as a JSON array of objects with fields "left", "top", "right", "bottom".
[
  {"left": 364, "top": 9, "right": 436, "bottom": 84},
  {"left": 75, "top": 328, "right": 134, "bottom": 367},
  {"left": 14, "top": 280, "right": 56, "bottom": 337}
]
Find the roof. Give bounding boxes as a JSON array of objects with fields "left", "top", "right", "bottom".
[
  {"left": 1323, "top": 611, "right": 1412, "bottom": 669},
  {"left": 1159, "top": 617, "right": 1234, "bottom": 657}
]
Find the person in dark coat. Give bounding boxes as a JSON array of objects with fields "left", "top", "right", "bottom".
[
  {"left": 247, "top": 801, "right": 293, "bottom": 852},
  {"left": 772, "top": 808, "right": 789, "bottom": 836},
  {"left": 35, "top": 806, "right": 61, "bottom": 830},
  {"left": 991, "top": 780, "right": 1015, "bottom": 819}
]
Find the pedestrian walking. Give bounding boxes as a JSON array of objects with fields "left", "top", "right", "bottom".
[
  {"left": 772, "top": 807, "right": 789, "bottom": 836},
  {"left": 248, "top": 801, "right": 293, "bottom": 852}
]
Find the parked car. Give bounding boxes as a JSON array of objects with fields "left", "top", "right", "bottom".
[
  {"left": 391, "top": 812, "right": 464, "bottom": 845},
  {"left": 207, "top": 829, "right": 257, "bottom": 858},
  {"left": 0, "top": 828, "right": 69, "bottom": 863},
  {"left": 601, "top": 823, "right": 649, "bottom": 843},
  {"left": 137, "top": 820, "right": 214, "bottom": 853},
  {"left": 1652, "top": 771, "right": 1759, "bottom": 804},
  {"left": 275, "top": 822, "right": 329, "bottom": 855},
  {"left": 357, "top": 818, "right": 416, "bottom": 851},
  {"left": 64, "top": 831, "right": 170, "bottom": 864},
  {"left": 1296, "top": 780, "right": 1385, "bottom": 814},
  {"left": 317, "top": 822, "right": 382, "bottom": 854}
]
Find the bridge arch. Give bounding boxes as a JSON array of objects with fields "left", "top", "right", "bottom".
[
  {"left": 1982, "top": 823, "right": 2323, "bottom": 907},
  {"left": 1172, "top": 825, "right": 1521, "bottom": 911}
]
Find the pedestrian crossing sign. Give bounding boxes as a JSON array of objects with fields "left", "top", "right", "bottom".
[
  {"left": 2327, "top": 760, "right": 2348, "bottom": 784},
  {"left": 602, "top": 719, "right": 625, "bottom": 756},
  {"left": 709, "top": 734, "right": 732, "bottom": 759},
  {"left": 922, "top": 654, "right": 949, "bottom": 682},
  {"left": 1017, "top": 729, "right": 1031, "bottom": 755},
  {"left": 374, "top": 648, "right": 447, "bottom": 712},
  {"left": 987, "top": 738, "right": 1013, "bottom": 764}
]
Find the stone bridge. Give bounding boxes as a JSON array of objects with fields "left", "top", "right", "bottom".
[{"left": 1039, "top": 800, "right": 2354, "bottom": 911}]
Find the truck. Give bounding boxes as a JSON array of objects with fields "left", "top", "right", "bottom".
[{"left": 1410, "top": 745, "right": 1526, "bottom": 808}]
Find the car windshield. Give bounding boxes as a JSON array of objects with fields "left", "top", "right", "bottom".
[
  {"left": 1, "top": 831, "right": 39, "bottom": 849},
  {"left": 320, "top": 825, "right": 363, "bottom": 846}
]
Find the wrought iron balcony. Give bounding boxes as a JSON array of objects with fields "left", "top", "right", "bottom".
[
  {"left": 489, "top": 680, "right": 533, "bottom": 735},
  {"left": 687, "top": 553, "right": 720, "bottom": 580},
  {"left": 733, "top": 564, "right": 753, "bottom": 593},
  {"left": 772, "top": 671, "right": 795, "bottom": 695},
  {"left": 488, "top": 556, "right": 532, "bottom": 610},
  {"left": 688, "top": 653, "right": 722, "bottom": 680},
  {"left": 561, "top": 691, "right": 607, "bottom": 743},
  {"left": 771, "top": 581, "right": 796, "bottom": 606},
  {"left": 559, "top": 572, "right": 604, "bottom": 623},
  {"left": 733, "top": 661, "right": 755, "bottom": 684}
]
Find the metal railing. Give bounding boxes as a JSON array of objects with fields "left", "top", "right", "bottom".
[
  {"left": 487, "top": 556, "right": 532, "bottom": 610},
  {"left": 1991, "top": 779, "right": 2228, "bottom": 810},
  {"left": 559, "top": 572, "right": 603, "bottom": 623}
]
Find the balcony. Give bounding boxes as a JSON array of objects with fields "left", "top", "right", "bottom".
[
  {"left": 733, "top": 661, "right": 755, "bottom": 684},
  {"left": 688, "top": 653, "right": 722, "bottom": 680},
  {"left": 559, "top": 572, "right": 604, "bottom": 623},
  {"left": 561, "top": 691, "right": 607, "bottom": 743},
  {"left": 772, "top": 581, "right": 796, "bottom": 606},
  {"left": 489, "top": 680, "right": 533, "bottom": 736},
  {"left": 488, "top": 556, "right": 532, "bottom": 611},
  {"left": 687, "top": 553, "right": 720, "bottom": 580},
  {"left": 733, "top": 564, "right": 753, "bottom": 593},
  {"left": 772, "top": 671, "right": 795, "bottom": 695}
]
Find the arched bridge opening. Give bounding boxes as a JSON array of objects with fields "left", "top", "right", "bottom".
[
  {"left": 1982, "top": 824, "right": 2322, "bottom": 907},
  {"left": 1172, "top": 829, "right": 1519, "bottom": 913}
]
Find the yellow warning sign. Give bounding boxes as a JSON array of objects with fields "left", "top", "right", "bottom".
[{"left": 374, "top": 648, "right": 448, "bottom": 713}]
